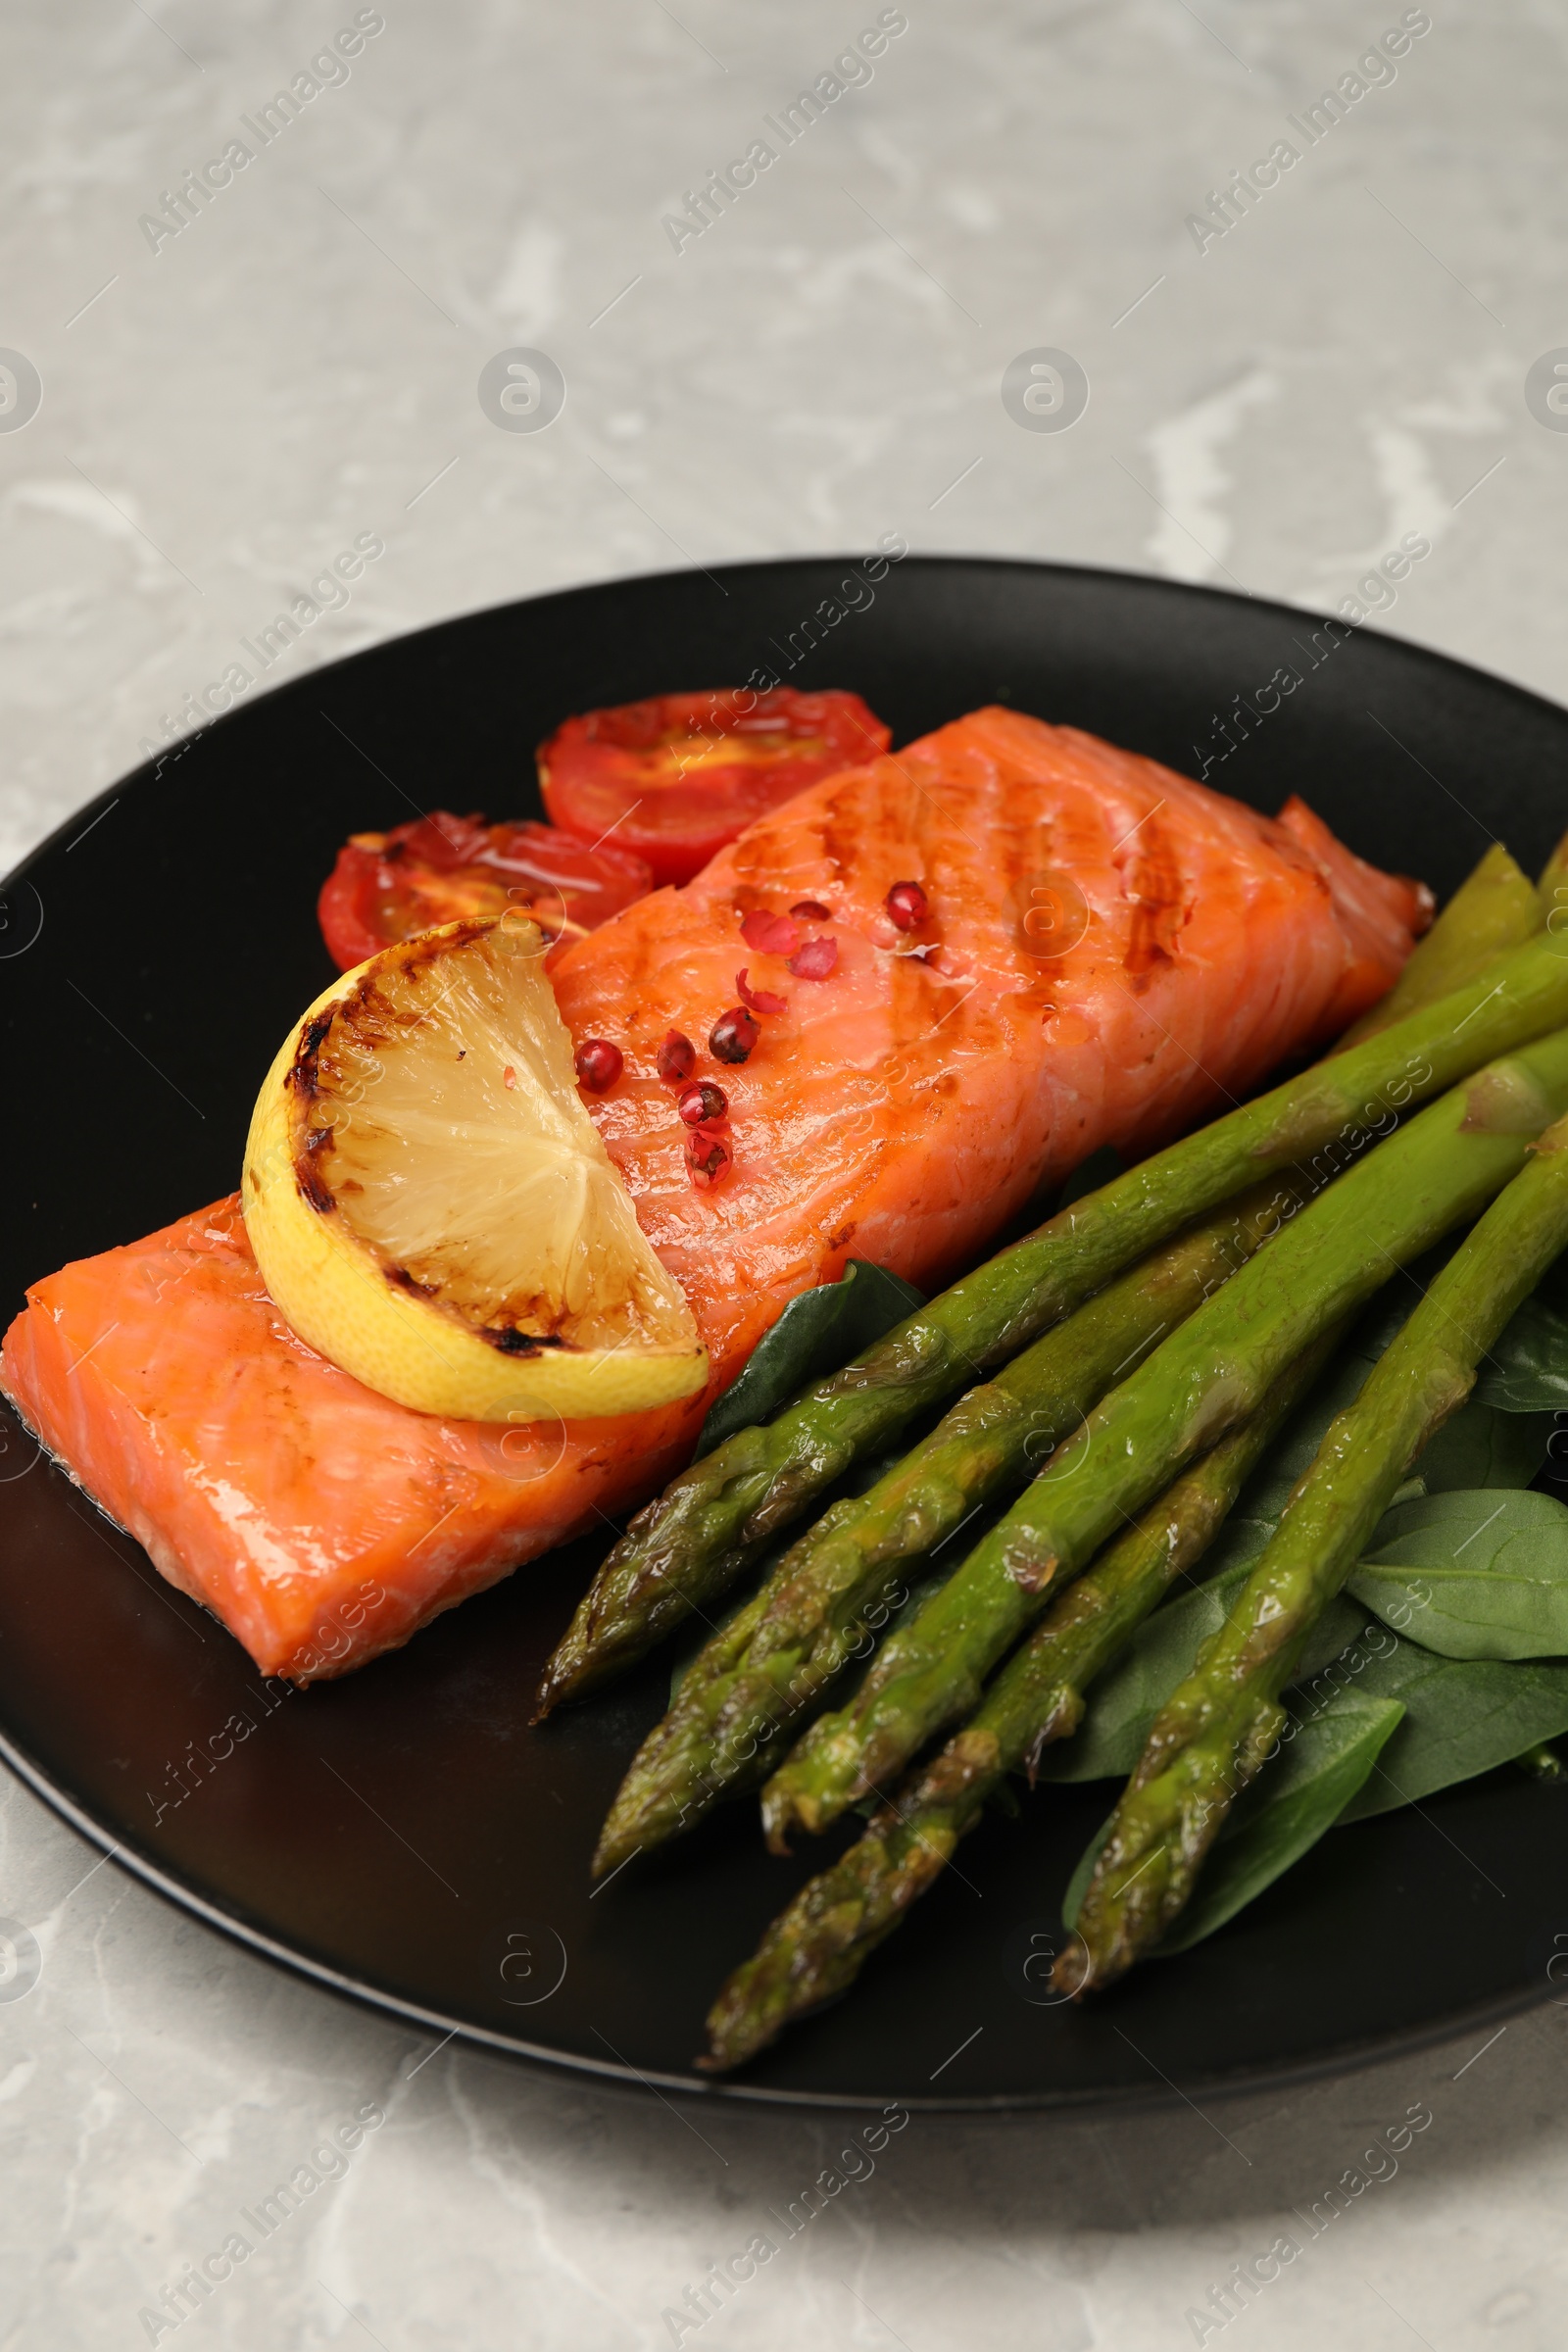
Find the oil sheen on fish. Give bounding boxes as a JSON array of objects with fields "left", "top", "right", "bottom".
[{"left": 1, "top": 708, "right": 1428, "bottom": 1678}]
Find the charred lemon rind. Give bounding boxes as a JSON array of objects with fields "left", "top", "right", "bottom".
[{"left": 242, "top": 922, "right": 708, "bottom": 1422}]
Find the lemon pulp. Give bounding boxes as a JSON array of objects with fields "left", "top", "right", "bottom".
[{"left": 242, "top": 914, "right": 707, "bottom": 1421}]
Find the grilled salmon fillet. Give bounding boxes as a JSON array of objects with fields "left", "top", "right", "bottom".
[{"left": 1, "top": 708, "right": 1428, "bottom": 1679}]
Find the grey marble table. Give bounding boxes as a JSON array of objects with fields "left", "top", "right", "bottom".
[{"left": 5, "top": 1, "right": 1568, "bottom": 2344}]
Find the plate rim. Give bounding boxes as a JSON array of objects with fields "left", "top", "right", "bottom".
[
  {"left": 9, "top": 546, "right": 1568, "bottom": 902},
  {"left": 6, "top": 549, "right": 1567, "bottom": 2113},
  {"left": 1, "top": 1720, "right": 1551, "bottom": 2115}
]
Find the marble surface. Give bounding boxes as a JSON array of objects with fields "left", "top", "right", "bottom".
[{"left": 5, "top": 1, "right": 1568, "bottom": 2344}]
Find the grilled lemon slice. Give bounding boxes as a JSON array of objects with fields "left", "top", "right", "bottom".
[{"left": 242, "top": 913, "right": 706, "bottom": 1420}]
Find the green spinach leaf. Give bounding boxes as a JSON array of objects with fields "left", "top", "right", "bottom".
[
  {"left": 1059, "top": 1693, "right": 1402, "bottom": 1944},
  {"left": 1349, "top": 1488, "right": 1568, "bottom": 1660},
  {"left": 1474, "top": 1291, "right": 1568, "bottom": 1411},
  {"left": 1408, "top": 1402, "right": 1555, "bottom": 1492},
  {"left": 1157, "top": 1692, "right": 1405, "bottom": 1952},
  {"left": 1035, "top": 1549, "right": 1368, "bottom": 1784},
  {"left": 695, "top": 1260, "right": 925, "bottom": 1458},
  {"left": 1034, "top": 1567, "right": 1249, "bottom": 1785},
  {"left": 1224, "top": 1327, "right": 1549, "bottom": 1532},
  {"left": 1335, "top": 1636, "right": 1568, "bottom": 1820}
]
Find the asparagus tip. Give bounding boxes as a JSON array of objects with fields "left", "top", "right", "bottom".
[
  {"left": 590, "top": 1824, "right": 638, "bottom": 1881},
  {"left": 535, "top": 1631, "right": 626, "bottom": 1720},
  {"left": 535, "top": 1674, "right": 591, "bottom": 1723},
  {"left": 532, "top": 1641, "right": 587, "bottom": 1720},
  {"left": 760, "top": 1782, "right": 803, "bottom": 1854},
  {"left": 1048, "top": 1936, "right": 1101, "bottom": 1999}
]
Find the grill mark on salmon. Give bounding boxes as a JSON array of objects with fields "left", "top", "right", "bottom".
[
  {"left": 1, "top": 707, "right": 1429, "bottom": 1681},
  {"left": 1121, "top": 816, "right": 1190, "bottom": 983}
]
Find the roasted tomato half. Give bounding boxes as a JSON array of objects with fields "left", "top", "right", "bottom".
[
  {"left": 537, "top": 687, "right": 892, "bottom": 888},
  {"left": 317, "top": 811, "right": 653, "bottom": 972}
]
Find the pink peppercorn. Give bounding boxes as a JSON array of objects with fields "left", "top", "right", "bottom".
[
  {"left": 886, "top": 880, "right": 929, "bottom": 931},
  {"left": 687, "top": 1131, "right": 732, "bottom": 1188},
  {"left": 573, "top": 1039, "right": 622, "bottom": 1091},
  {"left": 677, "top": 1081, "right": 729, "bottom": 1126},
  {"left": 710, "top": 1006, "right": 760, "bottom": 1063}
]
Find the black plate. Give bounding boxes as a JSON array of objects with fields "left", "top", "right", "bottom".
[{"left": 4, "top": 556, "right": 1568, "bottom": 2112}]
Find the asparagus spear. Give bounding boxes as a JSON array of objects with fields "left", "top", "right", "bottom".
[
  {"left": 1063, "top": 1103, "right": 1568, "bottom": 1992},
  {"left": 537, "top": 928, "right": 1568, "bottom": 1717},
  {"left": 593, "top": 1185, "right": 1293, "bottom": 1876},
  {"left": 700, "top": 1341, "right": 1334, "bottom": 2072},
  {"left": 762, "top": 1028, "right": 1568, "bottom": 1848},
  {"left": 612, "top": 861, "right": 1542, "bottom": 1860},
  {"left": 1338, "top": 844, "right": 1540, "bottom": 1049}
]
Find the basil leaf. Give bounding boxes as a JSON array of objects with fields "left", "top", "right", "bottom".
[
  {"left": 1157, "top": 1692, "right": 1406, "bottom": 1952},
  {"left": 1474, "top": 1292, "right": 1568, "bottom": 1411},
  {"left": 1335, "top": 1636, "right": 1568, "bottom": 1821},
  {"left": 694, "top": 1259, "right": 926, "bottom": 1458},
  {"left": 1350, "top": 1488, "right": 1568, "bottom": 1659}
]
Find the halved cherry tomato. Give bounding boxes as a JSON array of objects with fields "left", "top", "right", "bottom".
[
  {"left": 317, "top": 811, "right": 653, "bottom": 973},
  {"left": 537, "top": 687, "right": 892, "bottom": 888}
]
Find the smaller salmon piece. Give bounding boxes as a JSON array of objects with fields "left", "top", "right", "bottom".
[{"left": 1, "top": 1198, "right": 698, "bottom": 1680}]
